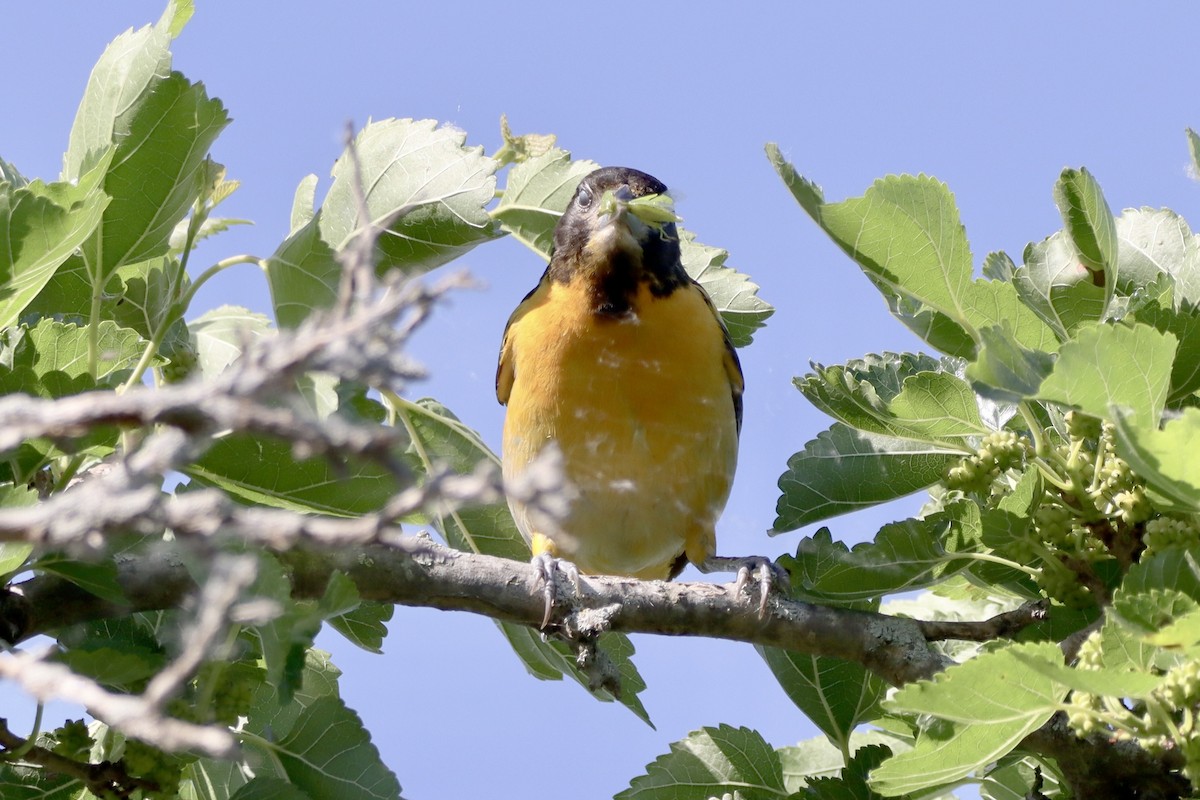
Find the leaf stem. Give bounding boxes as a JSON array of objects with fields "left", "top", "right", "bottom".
[{"left": 117, "top": 254, "right": 263, "bottom": 394}]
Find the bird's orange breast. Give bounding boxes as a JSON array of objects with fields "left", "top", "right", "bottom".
[{"left": 500, "top": 277, "right": 739, "bottom": 579}]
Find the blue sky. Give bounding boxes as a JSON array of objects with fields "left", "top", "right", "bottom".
[{"left": 4, "top": 3, "right": 1200, "bottom": 798}]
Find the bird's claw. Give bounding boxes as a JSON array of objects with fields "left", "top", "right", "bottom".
[
  {"left": 703, "top": 555, "right": 789, "bottom": 618},
  {"left": 532, "top": 552, "right": 580, "bottom": 629}
]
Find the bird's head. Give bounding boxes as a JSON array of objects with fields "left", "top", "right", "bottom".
[{"left": 550, "top": 167, "right": 684, "bottom": 295}]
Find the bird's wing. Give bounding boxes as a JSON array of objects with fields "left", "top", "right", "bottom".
[
  {"left": 496, "top": 270, "right": 551, "bottom": 406},
  {"left": 688, "top": 278, "right": 744, "bottom": 434}
]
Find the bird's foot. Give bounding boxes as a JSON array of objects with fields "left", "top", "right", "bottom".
[
  {"left": 699, "top": 555, "right": 790, "bottom": 617},
  {"left": 531, "top": 552, "right": 581, "bottom": 629}
]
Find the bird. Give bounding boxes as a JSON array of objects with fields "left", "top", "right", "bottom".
[{"left": 497, "top": 166, "right": 772, "bottom": 620}]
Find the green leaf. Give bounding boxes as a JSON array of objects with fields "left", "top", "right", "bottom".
[
  {"left": 81, "top": 72, "right": 229, "bottom": 278},
  {"left": 1015, "top": 230, "right": 1107, "bottom": 340},
  {"left": 229, "top": 778, "right": 312, "bottom": 800},
  {"left": 758, "top": 636, "right": 886, "bottom": 752},
  {"left": 190, "top": 305, "right": 273, "bottom": 379},
  {"left": 1037, "top": 322, "right": 1176, "bottom": 429},
  {"left": 617, "top": 724, "right": 785, "bottom": 800},
  {"left": 782, "top": 504, "right": 978, "bottom": 601},
  {"left": 774, "top": 423, "right": 962, "bottom": 531},
  {"left": 56, "top": 646, "right": 164, "bottom": 689},
  {"left": 982, "top": 251, "right": 1016, "bottom": 282},
  {"left": 0, "top": 157, "right": 27, "bottom": 188},
  {"left": 0, "top": 485, "right": 37, "bottom": 577},
  {"left": 273, "top": 696, "right": 402, "bottom": 800},
  {"left": 186, "top": 433, "right": 400, "bottom": 516},
  {"left": 1115, "top": 208, "right": 1200, "bottom": 309},
  {"left": 768, "top": 148, "right": 975, "bottom": 339},
  {"left": 778, "top": 730, "right": 913, "bottom": 793},
  {"left": 36, "top": 554, "right": 126, "bottom": 604},
  {"left": 493, "top": 146, "right": 598, "bottom": 258},
  {"left": 1110, "top": 407, "right": 1200, "bottom": 512},
  {"left": 798, "top": 744, "right": 892, "bottom": 800},
  {"left": 0, "top": 159, "right": 111, "bottom": 328},
  {"left": 1008, "top": 648, "right": 1163, "bottom": 697},
  {"left": 961, "top": 279, "right": 1060, "bottom": 353},
  {"left": 966, "top": 324, "right": 1056, "bottom": 403},
  {"left": 1053, "top": 168, "right": 1117, "bottom": 299},
  {"left": 289, "top": 173, "right": 319, "bottom": 234},
  {"left": 247, "top": 648, "right": 341, "bottom": 742},
  {"left": 0, "top": 763, "right": 78, "bottom": 799},
  {"left": 980, "top": 757, "right": 1064, "bottom": 800},
  {"left": 393, "top": 398, "right": 525, "bottom": 559},
  {"left": 804, "top": 362, "right": 986, "bottom": 444},
  {"left": 107, "top": 257, "right": 191, "bottom": 361},
  {"left": 1133, "top": 301, "right": 1200, "bottom": 406},
  {"left": 679, "top": 230, "right": 773, "bottom": 347},
  {"left": 183, "top": 758, "right": 248, "bottom": 800},
  {"left": 0, "top": 319, "right": 150, "bottom": 398},
  {"left": 64, "top": 4, "right": 181, "bottom": 178},
  {"left": 267, "top": 119, "right": 499, "bottom": 328},
  {"left": 872, "top": 641, "right": 1067, "bottom": 796},
  {"left": 328, "top": 600, "right": 393, "bottom": 655}
]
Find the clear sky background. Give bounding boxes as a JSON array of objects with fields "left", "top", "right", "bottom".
[{"left": 4, "top": 3, "right": 1200, "bottom": 798}]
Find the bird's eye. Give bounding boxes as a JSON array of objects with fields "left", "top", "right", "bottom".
[{"left": 576, "top": 187, "right": 593, "bottom": 209}]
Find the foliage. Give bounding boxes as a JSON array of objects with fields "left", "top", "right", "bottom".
[{"left": 4, "top": 3, "right": 1200, "bottom": 799}]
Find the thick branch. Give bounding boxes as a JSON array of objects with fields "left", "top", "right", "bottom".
[{"left": 7, "top": 539, "right": 944, "bottom": 686}]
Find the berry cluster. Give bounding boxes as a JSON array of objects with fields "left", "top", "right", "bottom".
[
  {"left": 944, "top": 430, "right": 1032, "bottom": 496},
  {"left": 1068, "top": 631, "right": 1200, "bottom": 784}
]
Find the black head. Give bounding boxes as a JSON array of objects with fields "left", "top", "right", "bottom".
[{"left": 548, "top": 167, "right": 685, "bottom": 310}]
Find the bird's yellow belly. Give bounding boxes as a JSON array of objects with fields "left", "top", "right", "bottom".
[{"left": 503, "top": 283, "right": 738, "bottom": 579}]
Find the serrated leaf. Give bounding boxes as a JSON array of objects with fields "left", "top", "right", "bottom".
[
  {"left": 1111, "top": 406, "right": 1200, "bottom": 512},
  {"left": 273, "top": 696, "right": 403, "bottom": 800},
  {"left": 768, "top": 148, "right": 976, "bottom": 345},
  {"left": 267, "top": 119, "right": 498, "bottom": 328},
  {"left": 982, "top": 251, "right": 1016, "bottom": 282},
  {"left": 1115, "top": 208, "right": 1200, "bottom": 310},
  {"left": 798, "top": 744, "right": 891, "bottom": 800},
  {"left": 872, "top": 641, "right": 1066, "bottom": 796},
  {"left": 782, "top": 504, "right": 978, "bottom": 601},
  {"left": 0, "top": 160, "right": 111, "bottom": 328},
  {"left": 0, "top": 319, "right": 150, "bottom": 398},
  {"left": 82, "top": 71, "right": 229, "bottom": 279},
  {"left": 617, "top": 724, "right": 784, "bottom": 800},
  {"left": 1122, "top": 546, "right": 1200, "bottom": 603},
  {"left": 1037, "top": 323, "right": 1176, "bottom": 429},
  {"left": 779, "top": 730, "right": 913, "bottom": 793},
  {"left": 1134, "top": 301, "right": 1200, "bottom": 405},
  {"left": 328, "top": 600, "right": 392, "bottom": 655},
  {"left": 186, "top": 434, "right": 399, "bottom": 516},
  {"left": 493, "top": 147, "right": 598, "bottom": 258},
  {"left": 64, "top": 5, "right": 179, "bottom": 177},
  {"left": 0, "top": 157, "right": 27, "bottom": 188},
  {"left": 966, "top": 325, "right": 1055, "bottom": 403},
  {"left": 190, "top": 305, "right": 273, "bottom": 380},
  {"left": 1009, "top": 648, "right": 1163, "bottom": 697},
  {"left": 1054, "top": 168, "right": 1117, "bottom": 295},
  {"left": 961, "top": 278, "right": 1060, "bottom": 353},
  {"left": 247, "top": 648, "right": 341, "bottom": 742},
  {"left": 774, "top": 423, "right": 962, "bottom": 531},
  {"left": 107, "top": 257, "right": 190, "bottom": 360},
  {"left": 1014, "top": 230, "right": 1106, "bottom": 340},
  {"left": 679, "top": 230, "right": 773, "bottom": 346},
  {"left": 758, "top": 639, "right": 886, "bottom": 752}
]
